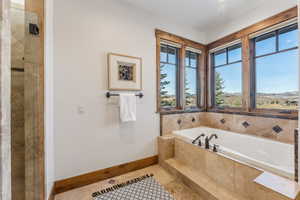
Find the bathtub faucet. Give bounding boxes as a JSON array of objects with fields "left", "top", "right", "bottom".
[
  {"left": 192, "top": 134, "right": 205, "bottom": 146},
  {"left": 205, "top": 134, "right": 218, "bottom": 149}
]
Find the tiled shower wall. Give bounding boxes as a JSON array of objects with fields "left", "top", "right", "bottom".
[
  {"left": 161, "top": 112, "right": 298, "bottom": 144},
  {"left": 11, "top": 71, "right": 24, "bottom": 200},
  {"left": 11, "top": 5, "right": 25, "bottom": 200}
]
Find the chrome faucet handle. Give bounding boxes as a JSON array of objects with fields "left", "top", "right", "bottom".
[{"left": 205, "top": 137, "right": 210, "bottom": 149}]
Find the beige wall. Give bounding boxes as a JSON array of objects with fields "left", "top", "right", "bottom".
[{"left": 161, "top": 112, "right": 298, "bottom": 144}]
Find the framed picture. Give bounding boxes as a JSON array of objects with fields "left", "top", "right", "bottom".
[{"left": 108, "top": 53, "right": 142, "bottom": 91}]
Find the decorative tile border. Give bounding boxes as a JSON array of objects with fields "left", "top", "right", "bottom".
[
  {"left": 207, "top": 110, "right": 298, "bottom": 120},
  {"left": 161, "top": 112, "right": 298, "bottom": 144},
  {"left": 161, "top": 109, "right": 298, "bottom": 120},
  {"left": 273, "top": 125, "right": 283, "bottom": 134},
  {"left": 160, "top": 109, "right": 205, "bottom": 115}
]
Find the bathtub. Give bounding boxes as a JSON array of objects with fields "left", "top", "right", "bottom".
[{"left": 173, "top": 126, "right": 294, "bottom": 179}]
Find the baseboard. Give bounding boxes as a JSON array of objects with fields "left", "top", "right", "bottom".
[
  {"left": 54, "top": 155, "right": 158, "bottom": 194},
  {"left": 48, "top": 185, "right": 56, "bottom": 200}
]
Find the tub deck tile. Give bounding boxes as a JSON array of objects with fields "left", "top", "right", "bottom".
[
  {"left": 254, "top": 172, "right": 300, "bottom": 199},
  {"left": 164, "top": 158, "right": 248, "bottom": 200}
]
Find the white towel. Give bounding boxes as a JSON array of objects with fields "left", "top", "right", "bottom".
[{"left": 119, "top": 94, "right": 136, "bottom": 122}]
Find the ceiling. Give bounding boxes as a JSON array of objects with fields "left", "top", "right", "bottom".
[{"left": 120, "top": 0, "right": 297, "bottom": 38}]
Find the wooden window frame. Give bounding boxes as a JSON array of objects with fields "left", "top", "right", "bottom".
[
  {"left": 207, "top": 6, "right": 298, "bottom": 119},
  {"left": 156, "top": 7, "right": 298, "bottom": 119},
  {"left": 159, "top": 44, "right": 181, "bottom": 110},
  {"left": 210, "top": 44, "right": 243, "bottom": 110},
  {"left": 185, "top": 50, "right": 201, "bottom": 110},
  {"left": 156, "top": 29, "right": 207, "bottom": 114},
  {"left": 250, "top": 24, "right": 299, "bottom": 116}
]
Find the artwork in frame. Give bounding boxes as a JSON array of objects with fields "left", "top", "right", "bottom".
[{"left": 108, "top": 53, "right": 142, "bottom": 91}]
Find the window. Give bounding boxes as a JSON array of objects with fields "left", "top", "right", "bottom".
[
  {"left": 160, "top": 44, "right": 179, "bottom": 109},
  {"left": 211, "top": 44, "right": 242, "bottom": 108},
  {"left": 185, "top": 51, "right": 199, "bottom": 108},
  {"left": 156, "top": 30, "right": 204, "bottom": 112},
  {"left": 253, "top": 24, "right": 299, "bottom": 110}
]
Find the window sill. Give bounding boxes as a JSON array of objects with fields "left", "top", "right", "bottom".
[
  {"left": 207, "top": 108, "right": 298, "bottom": 120},
  {"left": 159, "top": 108, "right": 205, "bottom": 115}
]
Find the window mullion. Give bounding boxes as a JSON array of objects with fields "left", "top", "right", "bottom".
[
  {"left": 210, "top": 53, "right": 216, "bottom": 108},
  {"left": 178, "top": 46, "right": 186, "bottom": 110},
  {"left": 226, "top": 48, "right": 229, "bottom": 64},
  {"left": 250, "top": 39, "right": 256, "bottom": 110},
  {"left": 166, "top": 46, "right": 169, "bottom": 63},
  {"left": 197, "top": 53, "right": 202, "bottom": 108},
  {"left": 242, "top": 36, "right": 251, "bottom": 112},
  {"left": 275, "top": 30, "right": 279, "bottom": 52}
]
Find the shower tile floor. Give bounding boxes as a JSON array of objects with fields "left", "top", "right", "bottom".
[{"left": 55, "top": 165, "right": 204, "bottom": 200}]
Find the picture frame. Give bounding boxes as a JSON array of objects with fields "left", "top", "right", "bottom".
[{"left": 107, "top": 53, "right": 142, "bottom": 91}]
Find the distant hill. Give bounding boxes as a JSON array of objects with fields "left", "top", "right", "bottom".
[
  {"left": 223, "top": 91, "right": 298, "bottom": 97},
  {"left": 257, "top": 91, "right": 298, "bottom": 96}
]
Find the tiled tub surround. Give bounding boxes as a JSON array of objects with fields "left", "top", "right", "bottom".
[
  {"left": 161, "top": 113, "right": 203, "bottom": 136},
  {"left": 174, "top": 127, "right": 294, "bottom": 179},
  {"left": 161, "top": 112, "right": 298, "bottom": 144},
  {"left": 158, "top": 136, "right": 300, "bottom": 200}
]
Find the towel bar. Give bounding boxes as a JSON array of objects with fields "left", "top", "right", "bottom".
[{"left": 106, "top": 92, "right": 144, "bottom": 98}]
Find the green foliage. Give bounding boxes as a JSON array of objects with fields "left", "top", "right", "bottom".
[
  {"left": 215, "top": 72, "right": 225, "bottom": 105},
  {"left": 185, "top": 76, "right": 192, "bottom": 106},
  {"left": 160, "top": 64, "right": 175, "bottom": 107}
]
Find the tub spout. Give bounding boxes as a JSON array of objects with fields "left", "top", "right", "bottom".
[
  {"left": 208, "top": 134, "right": 218, "bottom": 141},
  {"left": 205, "top": 134, "right": 218, "bottom": 149},
  {"left": 205, "top": 137, "right": 210, "bottom": 149}
]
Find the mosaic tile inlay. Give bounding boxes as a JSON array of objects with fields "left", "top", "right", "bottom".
[
  {"left": 273, "top": 125, "right": 283, "bottom": 134},
  {"left": 242, "top": 121, "right": 250, "bottom": 128},
  {"left": 220, "top": 119, "right": 226, "bottom": 124}
]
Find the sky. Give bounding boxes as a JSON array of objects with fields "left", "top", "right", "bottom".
[
  {"left": 161, "top": 28, "right": 299, "bottom": 95},
  {"left": 160, "top": 54, "right": 197, "bottom": 96}
]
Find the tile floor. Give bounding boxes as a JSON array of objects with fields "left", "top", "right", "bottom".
[{"left": 55, "top": 165, "right": 204, "bottom": 200}]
